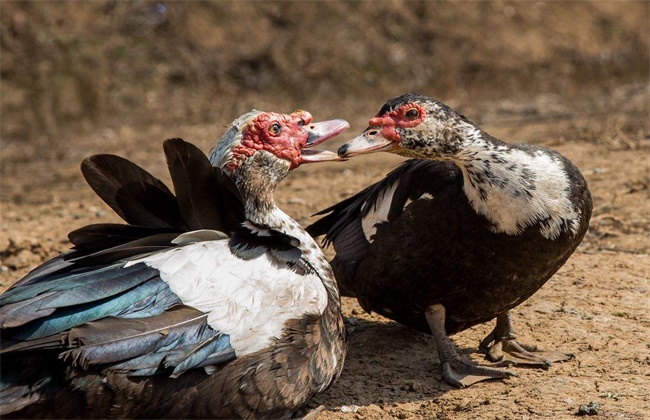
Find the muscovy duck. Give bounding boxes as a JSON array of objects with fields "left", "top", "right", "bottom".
[
  {"left": 0, "top": 110, "right": 349, "bottom": 418},
  {"left": 308, "top": 93, "right": 592, "bottom": 388}
]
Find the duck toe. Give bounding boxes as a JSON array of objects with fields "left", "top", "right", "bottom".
[
  {"left": 441, "top": 356, "right": 517, "bottom": 388},
  {"left": 482, "top": 338, "right": 574, "bottom": 368}
]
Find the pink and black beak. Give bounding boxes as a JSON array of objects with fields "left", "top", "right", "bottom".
[
  {"left": 337, "top": 127, "right": 399, "bottom": 158},
  {"left": 301, "top": 119, "right": 350, "bottom": 164}
]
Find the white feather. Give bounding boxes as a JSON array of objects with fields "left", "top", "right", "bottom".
[
  {"left": 361, "top": 181, "right": 399, "bottom": 242},
  {"left": 209, "top": 110, "right": 263, "bottom": 170},
  {"left": 458, "top": 130, "right": 580, "bottom": 239},
  {"left": 126, "top": 239, "right": 327, "bottom": 356},
  {"left": 402, "top": 192, "right": 434, "bottom": 212},
  {"left": 172, "top": 230, "right": 228, "bottom": 245}
]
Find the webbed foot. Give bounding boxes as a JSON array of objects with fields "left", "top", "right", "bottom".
[
  {"left": 480, "top": 312, "right": 574, "bottom": 367},
  {"left": 441, "top": 355, "right": 516, "bottom": 388},
  {"left": 426, "top": 304, "right": 515, "bottom": 388}
]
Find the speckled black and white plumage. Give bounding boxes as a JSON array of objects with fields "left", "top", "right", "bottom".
[{"left": 309, "top": 94, "right": 592, "bottom": 387}]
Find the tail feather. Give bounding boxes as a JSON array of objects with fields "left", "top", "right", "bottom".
[
  {"left": 213, "top": 167, "right": 246, "bottom": 233},
  {"left": 81, "top": 154, "right": 184, "bottom": 229},
  {"left": 16, "top": 141, "right": 242, "bottom": 288},
  {"left": 68, "top": 223, "right": 178, "bottom": 252},
  {"left": 164, "top": 139, "right": 224, "bottom": 231}
]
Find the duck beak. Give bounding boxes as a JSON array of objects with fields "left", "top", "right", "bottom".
[
  {"left": 304, "top": 119, "right": 350, "bottom": 147},
  {"left": 301, "top": 119, "right": 350, "bottom": 164},
  {"left": 337, "top": 129, "right": 399, "bottom": 158}
]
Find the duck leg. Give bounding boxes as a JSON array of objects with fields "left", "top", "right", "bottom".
[
  {"left": 425, "top": 304, "right": 515, "bottom": 388},
  {"left": 479, "top": 311, "right": 574, "bottom": 367}
]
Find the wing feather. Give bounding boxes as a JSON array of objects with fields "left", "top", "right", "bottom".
[
  {"left": 307, "top": 159, "right": 460, "bottom": 247},
  {"left": 81, "top": 154, "right": 183, "bottom": 228},
  {"left": 57, "top": 306, "right": 235, "bottom": 377},
  {"left": 164, "top": 139, "right": 224, "bottom": 231},
  {"left": 61, "top": 306, "right": 207, "bottom": 367}
]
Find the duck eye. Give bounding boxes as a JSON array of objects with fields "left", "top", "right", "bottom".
[
  {"left": 405, "top": 108, "right": 420, "bottom": 120},
  {"left": 268, "top": 123, "right": 282, "bottom": 136}
]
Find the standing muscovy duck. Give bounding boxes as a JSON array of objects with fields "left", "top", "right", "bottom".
[
  {"left": 1, "top": 109, "right": 349, "bottom": 418},
  {"left": 308, "top": 93, "right": 592, "bottom": 388}
]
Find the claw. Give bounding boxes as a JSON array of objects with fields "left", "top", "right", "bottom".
[
  {"left": 426, "top": 304, "right": 515, "bottom": 388},
  {"left": 481, "top": 312, "right": 574, "bottom": 368},
  {"left": 442, "top": 356, "right": 516, "bottom": 388},
  {"left": 485, "top": 338, "right": 573, "bottom": 367}
]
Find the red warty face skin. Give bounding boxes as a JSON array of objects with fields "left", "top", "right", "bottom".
[
  {"left": 367, "top": 102, "right": 426, "bottom": 142},
  {"left": 229, "top": 110, "right": 313, "bottom": 171}
]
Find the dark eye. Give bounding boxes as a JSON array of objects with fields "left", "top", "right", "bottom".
[
  {"left": 268, "top": 123, "right": 282, "bottom": 135},
  {"left": 405, "top": 108, "right": 420, "bottom": 120},
  {"left": 297, "top": 119, "right": 305, "bottom": 127}
]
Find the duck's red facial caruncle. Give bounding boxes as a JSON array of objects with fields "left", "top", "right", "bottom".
[
  {"left": 368, "top": 102, "right": 426, "bottom": 142},
  {"left": 338, "top": 102, "right": 426, "bottom": 158},
  {"left": 228, "top": 110, "right": 348, "bottom": 171}
]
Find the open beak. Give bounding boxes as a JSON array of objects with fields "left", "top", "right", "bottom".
[
  {"left": 301, "top": 119, "right": 350, "bottom": 164},
  {"left": 337, "top": 128, "right": 399, "bottom": 158}
]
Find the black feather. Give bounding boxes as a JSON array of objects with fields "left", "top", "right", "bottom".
[
  {"left": 68, "top": 223, "right": 178, "bottom": 251},
  {"left": 230, "top": 221, "right": 301, "bottom": 263},
  {"left": 8, "top": 255, "right": 74, "bottom": 291},
  {"left": 6, "top": 142, "right": 244, "bottom": 330},
  {"left": 306, "top": 159, "right": 457, "bottom": 246},
  {"left": 0, "top": 334, "right": 68, "bottom": 353},
  {"left": 81, "top": 154, "right": 184, "bottom": 229},
  {"left": 65, "top": 233, "right": 179, "bottom": 266},
  {"left": 213, "top": 167, "right": 247, "bottom": 233},
  {"left": 164, "top": 139, "right": 225, "bottom": 231}
]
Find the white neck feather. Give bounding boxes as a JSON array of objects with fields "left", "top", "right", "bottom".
[
  {"left": 250, "top": 205, "right": 340, "bottom": 298},
  {"left": 451, "top": 125, "right": 581, "bottom": 240}
]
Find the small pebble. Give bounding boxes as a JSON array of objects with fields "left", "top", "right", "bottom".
[
  {"left": 577, "top": 401, "right": 600, "bottom": 416},
  {"left": 340, "top": 405, "right": 359, "bottom": 413}
]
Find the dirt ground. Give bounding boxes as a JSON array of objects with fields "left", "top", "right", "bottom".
[
  {"left": 1, "top": 82, "right": 648, "bottom": 419},
  {"left": 1, "top": 2, "right": 649, "bottom": 419}
]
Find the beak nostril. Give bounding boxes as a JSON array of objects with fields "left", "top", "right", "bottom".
[
  {"left": 368, "top": 130, "right": 378, "bottom": 136},
  {"left": 337, "top": 144, "right": 349, "bottom": 157}
]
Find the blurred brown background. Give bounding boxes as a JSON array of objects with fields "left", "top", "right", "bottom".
[{"left": 1, "top": 1, "right": 648, "bottom": 139}]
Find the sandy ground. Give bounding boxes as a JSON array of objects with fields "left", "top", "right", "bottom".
[{"left": 1, "top": 84, "right": 649, "bottom": 419}]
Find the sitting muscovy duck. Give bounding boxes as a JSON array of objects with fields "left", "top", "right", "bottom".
[
  {"left": 0, "top": 109, "right": 349, "bottom": 418},
  {"left": 308, "top": 93, "right": 592, "bottom": 388}
]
